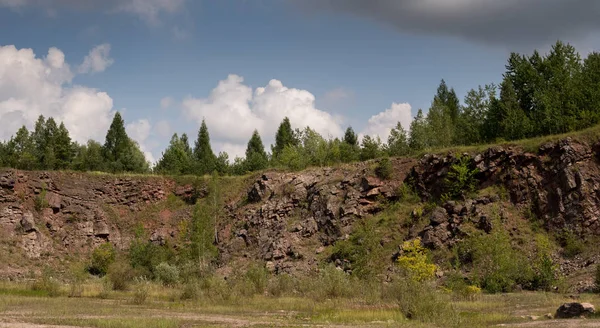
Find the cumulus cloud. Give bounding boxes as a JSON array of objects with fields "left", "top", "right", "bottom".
[
  {"left": 182, "top": 74, "right": 344, "bottom": 159},
  {"left": 0, "top": 44, "right": 115, "bottom": 143},
  {"left": 294, "top": 0, "right": 600, "bottom": 46},
  {"left": 160, "top": 96, "right": 174, "bottom": 109},
  {"left": 126, "top": 119, "right": 155, "bottom": 163},
  {"left": 155, "top": 120, "right": 172, "bottom": 138},
  {"left": 0, "top": 0, "right": 186, "bottom": 24},
  {"left": 78, "top": 43, "right": 114, "bottom": 74},
  {"left": 361, "top": 102, "right": 412, "bottom": 142}
]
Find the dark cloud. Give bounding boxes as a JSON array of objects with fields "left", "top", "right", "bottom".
[
  {"left": 0, "top": 0, "right": 186, "bottom": 24},
  {"left": 292, "top": 0, "right": 600, "bottom": 47}
]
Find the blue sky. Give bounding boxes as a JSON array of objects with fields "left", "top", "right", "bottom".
[{"left": 1, "top": 0, "right": 598, "bottom": 162}]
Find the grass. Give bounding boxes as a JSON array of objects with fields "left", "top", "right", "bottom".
[{"left": 1, "top": 280, "right": 600, "bottom": 327}]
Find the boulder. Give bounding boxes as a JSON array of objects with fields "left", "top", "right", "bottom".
[
  {"left": 20, "top": 212, "right": 37, "bottom": 233},
  {"left": 430, "top": 207, "right": 448, "bottom": 225},
  {"left": 555, "top": 302, "right": 595, "bottom": 319}
]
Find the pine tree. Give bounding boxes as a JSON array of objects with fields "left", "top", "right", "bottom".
[
  {"left": 103, "top": 112, "right": 129, "bottom": 171},
  {"left": 387, "top": 122, "right": 410, "bottom": 156},
  {"left": 31, "top": 115, "right": 47, "bottom": 168},
  {"left": 245, "top": 130, "right": 268, "bottom": 172},
  {"left": 54, "top": 122, "right": 73, "bottom": 169},
  {"left": 272, "top": 117, "right": 298, "bottom": 159},
  {"left": 193, "top": 119, "right": 216, "bottom": 175},
  {"left": 343, "top": 127, "right": 358, "bottom": 146}
]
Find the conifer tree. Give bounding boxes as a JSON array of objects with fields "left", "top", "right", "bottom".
[
  {"left": 245, "top": 130, "right": 268, "bottom": 172},
  {"left": 409, "top": 109, "right": 428, "bottom": 151},
  {"left": 103, "top": 112, "right": 129, "bottom": 166},
  {"left": 272, "top": 117, "right": 297, "bottom": 158},
  {"left": 193, "top": 119, "right": 216, "bottom": 175},
  {"left": 54, "top": 122, "right": 73, "bottom": 169}
]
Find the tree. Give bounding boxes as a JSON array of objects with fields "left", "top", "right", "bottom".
[
  {"left": 245, "top": 130, "right": 268, "bottom": 172},
  {"left": 54, "top": 122, "right": 74, "bottom": 169},
  {"left": 457, "top": 85, "right": 496, "bottom": 145},
  {"left": 360, "top": 135, "right": 383, "bottom": 161},
  {"left": 343, "top": 127, "right": 358, "bottom": 146},
  {"left": 425, "top": 100, "right": 454, "bottom": 149},
  {"left": 31, "top": 115, "right": 47, "bottom": 168},
  {"left": 272, "top": 117, "right": 297, "bottom": 159},
  {"left": 387, "top": 122, "right": 410, "bottom": 157},
  {"left": 193, "top": 119, "right": 216, "bottom": 175},
  {"left": 498, "top": 78, "right": 532, "bottom": 140},
  {"left": 155, "top": 134, "right": 192, "bottom": 175},
  {"left": 215, "top": 152, "right": 230, "bottom": 175},
  {"left": 434, "top": 79, "right": 460, "bottom": 124},
  {"left": 102, "top": 112, "right": 148, "bottom": 173},
  {"left": 409, "top": 109, "right": 428, "bottom": 151},
  {"left": 8, "top": 126, "right": 36, "bottom": 170}
]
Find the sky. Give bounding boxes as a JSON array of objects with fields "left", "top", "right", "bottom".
[{"left": 1, "top": 0, "right": 599, "bottom": 164}]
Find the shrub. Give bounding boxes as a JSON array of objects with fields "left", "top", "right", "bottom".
[
  {"left": 180, "top": 280, "right": 200, "bottom": 301},
  {"left": 89, "top": 243, "right": 116, "bottom": 276},
  {"left": 154, "top": 262, "right": 180, "bottom": 286},
  {"left": 31, "top": 268, "right": 61, "bottom": 297},
  {"left": 457, "top": 230, "right": 534, "bottom": 293},
  {"left": 244, "top": 264, "right": 268, "bottom": 295},
  {"left": 267, "top": 274, "right": 296, "bottom": 297},
  {"left": 559, "top": 229, "right": 585, "bottom": 258},
  {"left": 444, "top": 155, "right": 479, "bottom": 199},
  {"left": 375, "top": 157, "right": 393, "bottom": 180},
  {"left": 397, "top": 239, "right": 437, "bottom": 283},
  {"left": 132, "top": 277, "right": 150, "bottom": 305},
  {"left": 107, "top": 260, "right": 136, "bottom": 291},
  {"left": 68, "top": 262, "right": 88, "bottom": 298},
  {"left": 392, "top": 279, "right": 460, "bottom": 325},
  {"left": 34, "top": 187, "right": 48, "bottom": 212},
  {"left": 315, "top": 265, "right": 353, "bottom": 299}
]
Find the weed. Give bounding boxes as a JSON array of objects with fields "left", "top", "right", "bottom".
[
  {"left": 88, "top": 242, "right": 115, "bottom": 276},
  {"left": 31, "top": 268, "right": 60, "bottom": 297},
  {"left": 374, "top": 157, "right": 392, "bottom": 180},
  {"left": 131, "top": 277, "right": 150, "bottom": 305}
]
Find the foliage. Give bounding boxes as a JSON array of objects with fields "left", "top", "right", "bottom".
[
  {"left": 392, "top": 278, "right": 460, "bottom": 325},
  {"left": 444, "top": 155, "right": 479, "bottom": 199},
  {"left": 31, "top": 267, "right": 61, "bottom": 297},
  {"left": 107, "top": 260, "right": 137, "bottom": 291},
  {"left": 131, "top": 277, "right": 150, "bottom": 305},
  {"left": 558, "top": 229, "right": 585, "bottom": 258},
  {"left": 456, "top": 229, "right": 533, "bottom": 293},
  {"left": 374, "top": 157, "right": 393, "bottom": 180},
  {"left": 396, "top": 239, "right": 437, "bottom": 283},
  {"left": 244, "top": 130, "right": 269, "bottom": 172},
  {"left": 272, "top": 117, "right": 298, "bottom": 159},
  {"left": 154, "top": 262, "right": 180, "bottom": 286},
  {"left": 193, "top": 119, "right": 217, "bottom": 175},
  {"left": 89, "top": 243, "right": 116, "bottom": 276}
]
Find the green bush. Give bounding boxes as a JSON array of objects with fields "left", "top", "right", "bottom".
[
  {"left": 107, "top": 260, "right": 136, "bottom": 291},
  {"left": 559, "top": 229, "right": 585, "bottom": 258},
  {"left": 444, "top": 155, "right": 479, "bottom": 199},
  {"left": 457, "top": 230, "right": 533, "bottom": 293},
  {"left": 316, "top": 265, "right": 353, "bottom": 299},
  {"left": 244, "top": 264, "right": 268, "bottom": 295},
  {"left": 375, "top": 157, "right": 393, "bottom": 180},
  {"left": 68, "top": 262, "right": 88, "bottom": 298},
  {"left": 89, "top": 243, "right": 116, "bottom": 276},
  {"left": 267, "top": 274, "right": 296, "bottom": 297},
  {"left": 392, "top": 279, "right": 460, "bottom": 325},
  {"left": 154, "top": 262, "right": 180, "bottom": 286},
  {"left": 31, "top": 268, "right": 61, "bottom": 297}
]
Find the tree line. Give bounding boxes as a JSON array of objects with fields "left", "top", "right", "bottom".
[{"left": 1, "top": 41, "right": 600, "bottom": 175}]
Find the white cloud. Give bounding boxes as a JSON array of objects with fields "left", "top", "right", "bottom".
[
  {"left": 117, "top": 0, "right": 186, "bottom": 25},
  {"left": 323, "top": 87, "right": 352, "bottom": 103},
  {"left": 182, "top": 74, "right": 344, "bottom": 159},
  {"left": 155, "top": 120, "right": 172, "bottom": 138},
  {"left": 0, "top": 44, "right": 115, "bottom": 143},
  {"left": 361, "top": 102, "right": 412, "bottom": 142},
  {"left": 160, "top": 96, "right": 174, "bottom": 109},
  {"left": 126, "top": 119, "right": 155, "bottom": 164},
  {"left": 78, "top": 43, "right": 114, "bottom": 74}
]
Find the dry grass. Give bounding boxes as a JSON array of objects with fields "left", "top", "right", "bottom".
[{"left": 2, "top": 280, "right": 600, "bottom": 327}]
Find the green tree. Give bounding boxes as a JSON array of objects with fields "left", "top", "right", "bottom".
[
  {"left": 193, "top": 119, "right": 216, "bottom": 175},
  {"left": 31, "top": 115, "right": 47, "bottom": 168},
  {"left": 343, "top": 126, "right": 358, "bottom": 146},
  {"left": 244, "top": 130, "right": 269, "bottom": 172},
  {"left": 340, "top": 127, "right": 359, "bottom": 162},
  {"left": 456, "top": 85, "right": 496, "bottom": 145},
  {"left": 425, "top": 100, "right": 454, "bottom": 148},
  {"left": 8, "top": 126, "right": 36, "bottom": 170},
  {"left": 215, "top": 152, "right": 230, "bottom": 175},
  {"left": 409, "top": 109, "right": 428, "bottom": 151},
  {"left": 54, "top": 122, "right": 74, "bottom": 169},
  {"left": 387, "top": 122, "right": 410, "bottom": 156},
  {"left": 360, "top": 135, "right": 383, "bottom": 161},
  {"left": 102, "top": 112, "right": 148, "bottom": 173},
  {"left": 434, "top": 79, "right": 461, "bottom": 124},
  {"left": 272, "top": 117, "right": 298, "bottom": 159},
  {"left": 155, "top": 134, "right": 193, "bottom": 175}
]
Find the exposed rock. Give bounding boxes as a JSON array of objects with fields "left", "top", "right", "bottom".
[
  {"left": 20, "top": 212, "right": 37, "bottom": 233},
  {"left": 555, "top": 302, "right": 595, "bottom": 319}
]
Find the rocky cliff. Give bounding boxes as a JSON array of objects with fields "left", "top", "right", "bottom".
[{"left": 2, "top": 137, "right": 600, "bottom": 288}]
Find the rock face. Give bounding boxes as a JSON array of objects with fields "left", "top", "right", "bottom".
[
  {"left": 409, "top": 138, "right": 600, "bottom": 236},
  {"left": 555, "top": 302, "right": 596, "bottom": 318},
  {"left": 4, "top": 137, "right": 600, "bottom": 283}
]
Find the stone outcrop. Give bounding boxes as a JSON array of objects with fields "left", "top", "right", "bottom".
[
  {"left": 409, "top": 138, "right": 600, "bottom": 236},
  {"left": 555, "top": 302, "right": 595, "bottom": 318}
]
